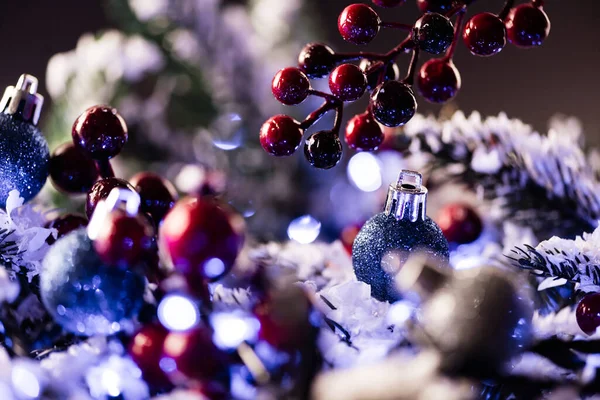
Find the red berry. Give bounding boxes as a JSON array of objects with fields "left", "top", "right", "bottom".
[
  {"left": 417, "top": 58, "right": 461, "bottom": 103},
  {"left": 329, "top": 64, "right": 367, "bottom": 102},
  {"left": 417, "top": 0, "right": 456, "bottom": 13},
  {"left": 463, "top": 12, "right": 506, "bottom": 56},
  {"left": 338, "top": 4, "right": 381, "bottom": 45},
  {"left": 359, "top": 59, "right": 400, "bottom": 92},
  {"left": 414, "top": 13, "right": 455, "bottom": 55},
  {"left": 45, "top": 214, "right": 88, "bottom": 244},
  {"left": 577, "top": 293, "right": 600, "bottom": 335},
  {"left": 128, "top": 323, "right": 172, "bottom": 390},
  {"left": 436, "top": 203, "right": 483, "bottom": 244},
  {"left": 304, "top": 131, "right": 343, "bottom": 170},
  {"left": 505, "top": 4, "right": 550, "bottom": 48},
  {"left": 272, "top": 68, "right": 311, "bottom": 106},
  {"left": 372, "top": 0, "right": 405, "bottom": 7},
  {"left": 345, "top": 112, "right": 384, "bottom": 151},
  {"left": 259, "top": 115, "right": 303, "bottom": 157},
  {"left": 86, "top": 178, "right": 137, "bottom": 218},
  {"left": 130, "top": 172, "right": 178, "bottom": 225},
  {"left": 341, "top": 222, "right": 363, "bottom": 254},
  {"left": 72, "top": 105, "right": 128, "bottom": 160},
  {"left": 49, "top": 142, "right": 99, "bottom": 194},
  {"left": 298, "top": 43, "right": 337, "bottom": 79},
  {"left": 160, "top": 196, "right": 245, "bottom": 282},
  {"left": 369, "top": 81, "right": 417, "bottom": 127}
]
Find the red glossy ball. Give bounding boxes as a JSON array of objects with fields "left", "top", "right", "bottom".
[
  {"left": 338, "top": 4, "right": 381, "bottom": 45},
  {"left": 130, "top": 172, "right": 178, "bottom": 225},
  {"left": 505, "top": 4, "right": 550, "bottom": 48},
  {"left": 417, "top": 58, "right": 461, "bottom": 103},
  {"left": 49, "top": 142, "right": 99, "bottom": 194},
  {"left": 86, "top": 178, "right": 137, "bottom": 218},
  {"left": 436, "top": 203, "right": 483, "bottom": 244},
  {"left": 345, "top": 112, "right": 384, "bottom": 151},
  {"left": 417, "top": 0, "right": 456, "bottom": 13},
  {"left": 463, "top": 12, "right": 506, "bottom": 56},
  {"left": 128, "top": 323, "right": 172, "bottom": 390},
  {"left": 45, "top": 214, "right": 88, "bottom": 245},
  {"left": 72, "top": 105, "right": 128, "bottom": 160},
  {"left": 272, "top": 68, "right": 311, "bottom": 106},
  {"left": 372, "top": 0, "right": 405, "bottom": 7},
  {"left": 298, "top": 43, "right": 337, "bottom": 79},
  {"left": 160, "top": 196, "right": 245, "bottom": 282},
  {"left": 577, "top": 293, "right": 600, "bottom": 335},
  {"left": 329, "top": 64, "right": 367, "bottom": 102},
  {"left": 259, "top": 115, "right": 303, "bottom": 157}
]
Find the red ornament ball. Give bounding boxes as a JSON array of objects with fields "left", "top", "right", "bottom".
[
  {"left": 128, "top": 323, "right": 172, "bottom": 390},
  {"left": 417, "top": 58, "right": 461, "bottom": 103},
  {"left": 86, "top": 178, "right": 137, "bottom": 218},
  {"left": 463, "top": 12, "right": 507, "bottom": 56},
  {"left": 72, "top": 105, "right": 128, "bottom": 160},
  {"left": 505, "top": 4, "right": 551, "bottom": 48},
  {"left": 45, "top": 214, "right": 88, "bottom": 245},
  {"left": 259, "top": 115, "right": 304, "bottom": 157},
  {"left": 130, "top": 172, "right": 178, "bottom": 225},
  {"left": 49, "top": 142, "right": 99, "bottom": 194},
  {"left": 329, "top": 64, "right": 367, "bottom": 102},
  {"left": 436, "top": 203, "right": 483, "bottom": 244},
  {"left": 338, "top": 4, "right": 381, "bottom": 45},
  {"left": 272, "top": 68, "right": 311, "bottom": 106},
  {"left": 345, "top": 112, "right": 384, "bottom": 151},
  {"left": 160, "top": 196, "right": 245, "bottom": 282},
  {"left": 577, "top": 293, "right": 600, "bottom": 335}
]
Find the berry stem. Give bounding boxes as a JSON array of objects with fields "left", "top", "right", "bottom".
[
  {"left": 498, "top": 0, "right": 516, "bottom": 20},
  {"left": 333, "top": 105, "right": 344, "bottom": 134},
  {"left": 300, "top": 90, "right": 343, "bottom": 130},
  {"left": 443, "top": 9, "right": 467, "bottom": 61},
  {"left": 379, "top": 21, "right": 413, "bottom": 31},
  {"left": 95, "top": 159, "right": 115, "bottom": 179},
  {"left": 401, "top": 48, "right": 420, "bottom": 86},
  {"left": 334, "top": 35, "right": 415, "bottom": 64}
]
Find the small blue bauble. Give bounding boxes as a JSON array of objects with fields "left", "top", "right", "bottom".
[{"left": 41, "top": 228, "right": 146, "bottom": 335}]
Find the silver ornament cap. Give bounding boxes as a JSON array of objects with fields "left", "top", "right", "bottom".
[
  {"left": 0, "top": 74, "right": 44, "bottom": 125},
  {"left": 384, "top": 170, "right": 428, "bottom": 222}
]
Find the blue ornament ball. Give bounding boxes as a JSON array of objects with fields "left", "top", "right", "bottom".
[
  {"left": 352, "top": 212, "right": 449, "bottom": 302},
  {"left": 0, "top": 113, "right": 49, "bottom": 208},
  {"left": 41, "top": 228, "right": 146, "bottom": 335}
]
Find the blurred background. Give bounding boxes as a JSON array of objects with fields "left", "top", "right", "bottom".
[{"left": 1, "top": 0, "right": 598, "bottom": 240}]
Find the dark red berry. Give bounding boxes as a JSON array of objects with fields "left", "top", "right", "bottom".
[
  {"left": 72, "top": 105, "right": 128, "bottom": 160},
  {"left": 463, "top": 12, "right": 506, "bottom": 56},
  {"left": 345, "top": 112, "right": 384, "bottom": 151},
  {"left": 414, "top": 12, "right": 454, "bottom": 55},
  {"left": 128, "top": 323, "right": 172, "bottom": 390},
  {"left": 259, "top": 115, "right": 304, "bottom": 157},
  {"left": 369, "top": 81, "right": 417, "bottom": 127},
  {"left": 505, "top": 4, "right": 550, "bottom": 48},
  {"left": 130, "top": 172, "right": 178, "bottom": 225},
  {"left": 417, "top": 0, "right": 456, "bottom": 13},
  {"left": 436, "top": 203, "right": 483, "bottom": 244},
  {"left": 49, "top": 142, "right": 99, "bottom": 194},
  {"left": 359, "top": 59, "right": 400, "bottom": 91},
  {"left": 329, "top": 64, "right": 367, "bottom": 102},
  {"left": 298, "top": 43, "right": 336, "bottom": 79},
  {"left": 86, "top": 178, "right": 137, "bottom": 218},
  {"left": 338, "top": 4, "right": 381, "bottom": 45},
  {"left": 577, "top": 293, "right": 600, "bottom": 335},
  {"left": 304, "top": 131, "right": 343, "bottom": 170},
  {"left": 417, "top": 58, "right": 461, "bottom": 103},
  {"left": 45, "top": 214, "right": 88, "bottom": 244},
  {"left": 372, "top": 0, "right": 405, "bottom": 7},
  {"left": 272, "top": 68, "right": 311, "bottom": 106},
  {"left": 160, "top": 196, "right": 245, "bottom": 282},
  {"left": 93, "top": 209, "right": 154, "bottom": 267},
  {"left": 341, "top": 222, "right": 363, "bottom": 254}
]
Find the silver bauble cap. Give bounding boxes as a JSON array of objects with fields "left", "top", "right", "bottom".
[
  {"left": 384, "top": 170, "right": 428, "bottom": 222},
  {"left": 0, "top": 74, "right": 44, "bottom": 125}
]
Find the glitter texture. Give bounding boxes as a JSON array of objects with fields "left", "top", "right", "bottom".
[
  {"left": 352, "top": 213, "right": 449, "bottom": 302},
  {"left": 41, "top": 228, "right": 146, "bottom": 335},
  {"left": 0, "top": 114, "right": 49, "bottom": 208}
]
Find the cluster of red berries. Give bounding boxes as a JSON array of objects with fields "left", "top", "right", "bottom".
[{"left": 260, "top": 0, "right": 550, "bottom": 169}]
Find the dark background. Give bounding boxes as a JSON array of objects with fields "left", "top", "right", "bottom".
[{"left": 1, "top": 0, "right": 599, "bottom": 144}]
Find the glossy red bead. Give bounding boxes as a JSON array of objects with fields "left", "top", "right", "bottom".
[
  {"left": 372, "top": 0, "right": 405, "bottom": 7},
  {"left": 417, "top": 0, "right": 456, "bottom": 14},
  {"left": 272, "top": 68, "right": 311, "bottom": 106},
  {"left": 417, "top": 58, "right": 461, "bottom": 103},
  {"left": 345, "top": 112, "right": 384, "bottom": 151},
  {"left": 128, "top": 323, "right": 172, "bottom": 390},
  {"left": 329, "top": 64, "right": 367, "bottom": 102},
  {"left": 49, "top": 142, "right": 99, "bottom": 194},
  {"left": 130, "top": 172, "right": 178, "bottom": 225},
  {"left": 72, "top": 105, "right": 128, "bottom": 160},
  {"left": 259, "top": 115, "right": 303, "bottom": 157},
  {"left": 338, "top": 4, "right": 381, "bottom": 45},
  {"left": 463, "top": 12, "right": 506, "bottom": 56},
  {"left": 86, "top": 178, "right": 137, "bottom": 218},
  {"left": 45, "top": 214, "right": 88, "bottom": 245},
  {"left": 577, "top": 293, "right": 600, "bottom": 335},
  {"left": 436, "top": 203, "right": 483, "bottom": 244},
  {"left": 160, "top": 196, "right": 245, "bottom": 282},
  {"left": 505, "top": 4, "right": 551, "bottom": 48},
  {"left": 298, "top": 43, "right": 337, "bottom": 79}
]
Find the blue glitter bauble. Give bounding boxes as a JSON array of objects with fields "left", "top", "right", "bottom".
[
  {"left": 41, "top": 228, "right": 146, "bottom": 335},
  {"left": 0, "top": 113, "right": 49, "bottom": 208},
  {"left": 352, "top": 212, "right": 449, "bottom": 302}
]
